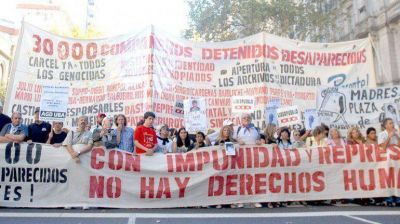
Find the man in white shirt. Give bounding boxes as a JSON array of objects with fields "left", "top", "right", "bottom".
[
  {"left": 378, "top": 118, "right": 400, "bottom": 149},
  {"left": 233, "top": 113, "right": 262, "bottom": 145}
]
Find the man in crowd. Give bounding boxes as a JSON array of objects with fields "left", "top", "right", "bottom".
[
  {"left": 233, "top": 113, "right": 262, "bottom": 145},
  {"left": 0, "top": 102, "right": 11, "bottom": 131},
  {"left": 92, "top": 113, "right": 106, "bottom": 145},
  {"left": 93, "top": 117, "right": 117, "bottom": 149},
  {"left": 134, "top": 112, "right": 157, "bottom": 156},
  {"left": 27, "top": 107, "right": 52, "bottom": 143},
  {"left": 62, "top": 115, "right": 93, "bottom": 163},
  {"left": 0, "top": 112, "right": 28, "bottom": 143},
  {"left": 46, "top": 121, "right": 67, "bottom": 147}
]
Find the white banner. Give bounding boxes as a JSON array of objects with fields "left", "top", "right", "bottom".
[
  {"left": 0, "top": 143, "right": 399, "bottom": 208},
  {"left": 39, "top": 84, "right": 69, "bottom": 122},
  {"left": 6, "top": 23, "right": 375, "bottom": 130},
  {"left": 317, "top": 86, "right": 400, "bottom": 131}
]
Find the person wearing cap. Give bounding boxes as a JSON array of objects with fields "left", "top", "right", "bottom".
[
  {"left": 91, "top": 113, "right": 106, "bottom": 134},
  {"left": 0, "top": 112, "right": 28, "bottom": 143},
  {"left": 205, "top": 119, "right": 234, "bottom": 146},
  {"left": 27, "top": 107, "right": 52, "bottom": 143},
  {"left": 156, "top": 124, "right": 172, "bottom": 153},
  {"left": 0, "top": 102, "right": 11, "bottom": 131}
]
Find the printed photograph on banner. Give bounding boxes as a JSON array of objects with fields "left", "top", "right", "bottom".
[
  {"left": 231, "top": 96, "right": 255, "bottom": 114},
  {"left": 184, "top": 98, "right": 207, "bottom": 134},
  {"left": 304, "top": 109, "right": 320, "bottom": 130},
  {"left": 39, "top": 84, "right": 69, "bottom": 122},
  {"left": 384, "top": 103, "right": 400, "bottom": 124},
  {"left": 224, "top": 142, "right": 235, "bottom": 156},
  {"left": 276, "top": 106, "right": 301, "bottom": 127}
]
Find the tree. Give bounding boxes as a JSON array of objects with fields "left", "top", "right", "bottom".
[
  {"left": 184, "top": 0, "right": 337, "bottom": 42},
  {"left": 51, "top": 24, "right": 103, "bottom": 39}
]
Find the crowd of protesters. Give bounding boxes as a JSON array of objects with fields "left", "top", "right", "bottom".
[{"left": 1, "top": 103, "right": 399, "bottom": 208}]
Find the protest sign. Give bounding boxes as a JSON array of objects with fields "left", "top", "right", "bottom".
[
  {"left": 231, "top": 96, "right": 255, "bottom": 114},
  {"left": 304, "top": 109, "right": 320, "bottom": 130},
  {"left": 184, "top": 98, "right": 207, "bottom": 134},
  {"left": 39, "top": 84, "right": 69, "bottom": 122},
  {"left": 276, "top": 106, "right": 301, "bottom": 127}
]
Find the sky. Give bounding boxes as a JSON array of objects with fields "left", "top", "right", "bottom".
[{"left": 0, "top": 0, "right": 189, "bottom": 38}]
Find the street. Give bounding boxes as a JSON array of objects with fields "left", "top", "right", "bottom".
[{"left": 0, "top": 205, "right": 399, "bottom": 224}]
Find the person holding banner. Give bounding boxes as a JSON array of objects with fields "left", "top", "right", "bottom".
[
  {"left": 93, "top": 117, "right": 117, "bottom": 149},
  {"left": 27, "top": 107, "right": 52, "bottom": 144},
  {"left": 277, "top": 128, "right": 292, "bottom": 149},
  {"left": 346, "top": 127, "right": 366, "bottom": 145},
  {"left": 0, "top": 112, "right": 28, "bottom": 144},
  {"left": 0, "top": 102, "right": 11, "bottom": 132},
  {"left": 306, "top": 126, "right": 328, "bottom": 147},
  {"left": 260, "top": 123, "right": 277, "bottom": 144},
  {"left": 292, "top": 129, "right": 306, "bottom": 148},
  {"left": 191, "top": 131, "right": 207, "bottom": 149},
  {"left": 327, "top": 128, "right": 346, "bottom": 147},
  {"left": 156, "top": 124, "right": 173, "bottom": 153},
  {"left": 134, "top": 112, "right": 157, "bottom": 155},
  {"left": 206, "top": 119, "right": 234, "bottom": 146},
  {"left": 215, "top": 125, "right": 237, "bottom": 145},
  {"left": 365, "top": 127, "right": 377, "bottom": 145},
  {"left": 172, "top": 128, "right": 193, "bottom": 153},
  {"left": 233, "top": 113, "right": 261, "bottom": 145},
  {"left": 113, "top": 114, "right": 134, "bottom": 153},
  {"left": 62, "top": 116, "right": 93, "bottom": 163},
  {"left": 46, "top": 121, "right": 67, "bottom": 147},
  {"left": 378, "top": 118, "right": 400, "bottom": 206}
]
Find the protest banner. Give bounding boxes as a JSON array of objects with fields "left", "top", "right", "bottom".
[
  {"left": 276, "top": 106, "right": 301, "bottom": 127},
  {"left": 184, "top": 98, "right": 207, "bottom": 134},
  {"left": 39, "top": 84, "right": 69, "bottom": 122},
  {"left": 6, "top": 22, "right": 376, "bottom": 130},
  {"left": 317, "top": 86, "right": 400, "bottom": 132},
  {"left": 1, "top": 143, "right": 399, "bottom": 208}
]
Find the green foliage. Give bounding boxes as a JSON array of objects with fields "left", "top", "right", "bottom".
[{"left": 184, "top": 0, "right": 336, "bottom": 42}]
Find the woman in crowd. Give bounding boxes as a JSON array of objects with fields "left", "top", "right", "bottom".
[
  {"left": 327, "top": 128, "right": 346, "bottom": 147},
  {"left": 191, "top": 131, "right": 208, "bottom": 149},
  {"left": 261, "top": 123, "right": 277, "bottom": 144},
  {"left": 277, "top": 128, "right": 292, "bottom": 149},
  {"left": 215, "top": 125, "right": 237, "bottom": 145},
  {"left": 365, "top": 127, "right": 377, "bottom": 145},
  {"left": 306, "top": 126, "right": 328, "bottom": 147},
  {"left": 92, "top": 117, "right": 117, "bottom": 149},
  {"left": 172, "top": 128, "right": 193, "bottom": 153},
  {"left": 346, "top": 127, "right": 365, "bottom": 145},
  {"left": 156, "top": 124, "right": 173, "bottom": 153}
]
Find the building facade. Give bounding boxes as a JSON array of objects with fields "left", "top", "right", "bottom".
[{"left": 328, "top": 0, "right": 400, "bottom": 86}]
